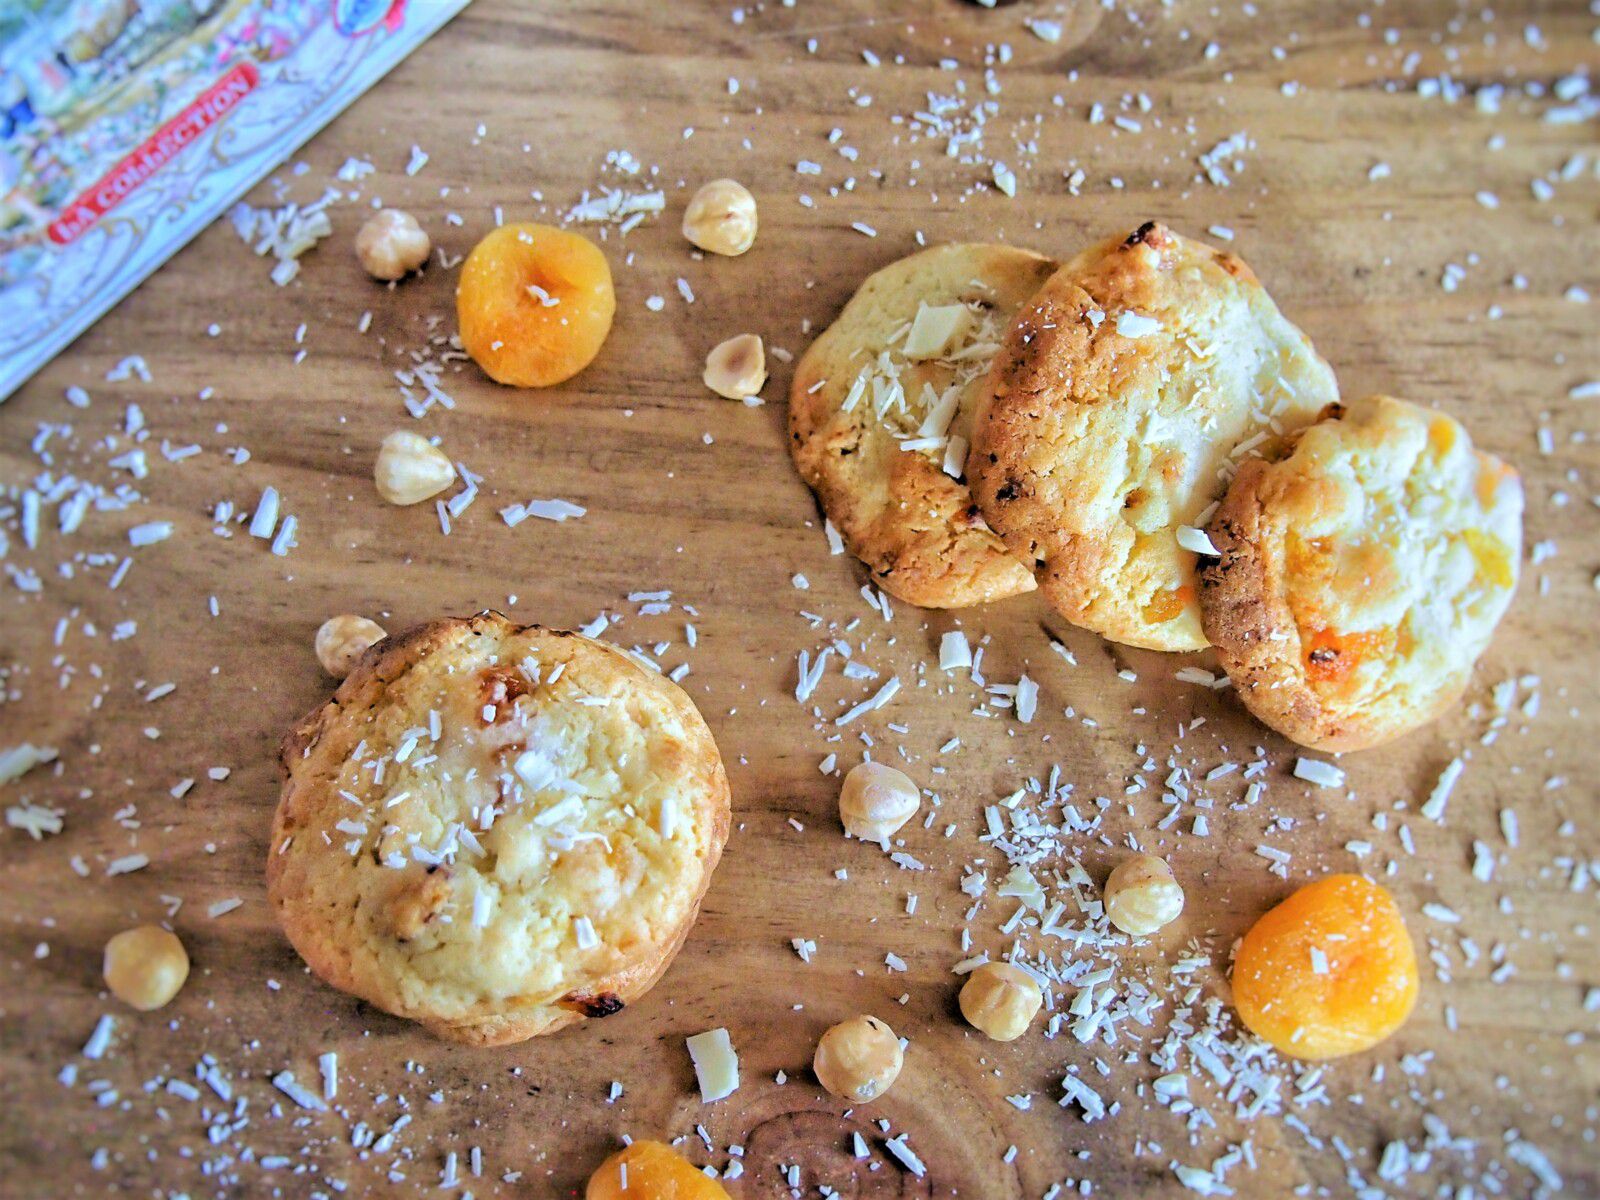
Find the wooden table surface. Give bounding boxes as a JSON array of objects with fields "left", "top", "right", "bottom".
[{"left": 2, "top": 2, "right": 1597, "bottom": 1197}]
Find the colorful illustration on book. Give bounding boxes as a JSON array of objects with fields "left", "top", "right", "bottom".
[{"left": 0, "top": 0, "right": 467, "bottom": 400}]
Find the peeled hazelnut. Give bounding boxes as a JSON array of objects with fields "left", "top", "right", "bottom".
[
  {"left": 703, "top": 334, "right": 767, "bottom": 400},
  {"left": 959, "top": 961, "right": 1043, "bottom": 1041},
  {"left": 1104, "top": 853, "right": 1185, "bottom": 936},
  {"left": 813, "top": 1014, "right": 903, "bottom": 1102},
  {"left": 355, "top": 208, "right": 431, "bottom": 280},
  {"left": 374, "top": 430, "right": 455, "bottom": 506},
  {"left": 839, "top": 761, "right": 920, "bottom": 843},
  {"left": 682, "top": 179, "right": 758, "bottom": 256},
  {"left": 104, "top": 925, "right": 189, "bottom": 1011},
  {"left": 315, "top": 614, "right": 387, "bottom": 678}
]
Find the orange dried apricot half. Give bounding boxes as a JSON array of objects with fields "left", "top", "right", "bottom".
[
  {"left": 457, "top": 222, "right": 615, "bottom": 387},
  {"left": 1232, "top": 874, "right": 1418, "bottom": 1060},
  {"left": 586, "top": 1140, "right": 730, "bottom": 1200}
]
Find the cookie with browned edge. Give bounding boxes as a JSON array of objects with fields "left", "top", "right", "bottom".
[
  {"left": 970, "top": 222, "right": 1339, "bottom": 650},
  {"left": 790, "top": 243, "right": 1056, "bottom": 607},
  {"left": 268, "top": 612, "right": 731, "bottom": 1045},
  {"left": 1201, "top": 396, "right": 1522, "bottom": 751}
]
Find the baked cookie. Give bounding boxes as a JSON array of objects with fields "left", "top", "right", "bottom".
[
  {"left": 268, "top": 612, "right": 731, "bottom": 1045},
  {"left": 969, "top": 222, "right": 1340, "bottom": 650},
  {"left": 789, "top": 243, "right": 1056, "bottom": 607},
  {"left": 1200, "top": 396, "right": 1522, "bottom": 751}
]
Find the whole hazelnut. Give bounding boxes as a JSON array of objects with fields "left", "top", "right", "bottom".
[
  {"left": 682, "top": 179, "right": 758, "bottom": 256},
  {"left": 315, "top": 615, "right": 387, "bottom": 679},
  {"left": 1104, "top": 853, "right": 1185, "bottom": 936},
  {"left": 813, "top": 1014, "right": 903, "bottom": 1102},
  {"left": 103, "top": 926, "right": 189, "bottom": 1011},
  {"left": 959, "top": 961, "right": 1043, "bottom": 1041},
  {"left": 374, "top": 430, "right": 455, "bottom": 506},
  {"left": 703, "top": 334, "right": 767, "bottom": 400},
  {"left": 838, "top": 762, "right": 920, "bottom": 843},
  {"left": 356, "top": 208, "right": 431, "bottom": 281}
]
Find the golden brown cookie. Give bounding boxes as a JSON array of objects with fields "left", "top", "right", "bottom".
[
  {"left": 789, "top": 243, "right": 1057, "bottom": 607},
  {"left": 969, "top": 222, "right": 1340, "bottom": 650},
  {"left": 267, "top": 612, "right": 730, "bottom": 1045},
  {"left": 1200, "top": 396, "right": 1523, "bottom": 751}
]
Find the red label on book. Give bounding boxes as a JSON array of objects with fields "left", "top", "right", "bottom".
[{"left": 48, "top": 62, "right": 261, "bottom": 246}]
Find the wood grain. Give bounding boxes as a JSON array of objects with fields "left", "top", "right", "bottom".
[{"left": 2, "top": 2, "right": 1597, "bottom": 1197}]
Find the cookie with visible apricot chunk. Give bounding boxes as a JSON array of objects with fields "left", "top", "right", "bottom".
[
  {"left": 457, "top": 223, "right": 615, "bottom": 387},
  {"left": 969, "top": 222, "right": 1339, "bottom": 650},
  {"left": 1232, "top": 874, "right": 1419, "bottom": 1060},
  {"left": 267, "top": 612, "right": 730, "bottom": 1045},
  {"left": 1200, "top": 394, "right": 1522, "bottom": 751}
]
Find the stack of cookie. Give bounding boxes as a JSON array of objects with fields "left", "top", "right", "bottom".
[{"left": 790, "top": 222, "right": 1523, "bottom": 751}]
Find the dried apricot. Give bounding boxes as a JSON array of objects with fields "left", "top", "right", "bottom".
[
  {"left": 1140, "top": 585, "right": 1193, "bottom": 625},
  {"left": 457, "top": 222, "right": 615, "bottom": 387},
  {"left": 1232, "top": 874, "right": 1418, "bottom": 1060},
  {"left": 586, "top": 1140, "right": 730, "bottom": 1200},
  {"left": 1303, "top": 626, "right": 1395, "bottom": 684}
]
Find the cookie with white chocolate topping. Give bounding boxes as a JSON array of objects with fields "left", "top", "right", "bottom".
[
  {"left": 1200, "top": 396, "right": 1522, "bottom": 751},
  {"left": 789, "top": 243, "right": 1055, "bottom": 608},
  {"left": 268, "top": 612, "right": 730, "bottom": 1045}
]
